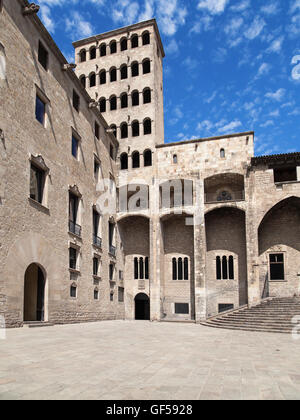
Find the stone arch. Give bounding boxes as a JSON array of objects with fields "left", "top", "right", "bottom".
[
  {"left": 135, "top": 293, "right": 150, "bottom": 320},
  {"left": 24, "top": 263, "right": 46, "bottom": 322}
]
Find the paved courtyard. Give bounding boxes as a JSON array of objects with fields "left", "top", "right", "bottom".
[{"left": 0, "top": 321, "right": 300, "bottom": 400}]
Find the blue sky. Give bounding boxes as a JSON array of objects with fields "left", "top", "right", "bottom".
[{"left": 36, "top": 0, "right": 300, "bottom": 155}]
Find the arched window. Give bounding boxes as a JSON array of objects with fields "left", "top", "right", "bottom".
[
  {"left": 132, "top": 151, "right": 140, "bottom": 168},
  {"left": 110, "top": 95, "right": 117, "bottom": 111},
  {"left": 144, "top": 118, "right": 152, "bottom": 135},
  {"left": 172, "top": 258, "right": 177, "bottom": 280},
  {"left": 79, "top": 75, "right": 86, "bottom": 88},
  {"left": 132, "top": 121, "right": 140, "bottom": 137},
  {"left": 110, "top": 67, "right": 117, "bottom": 82},
  {"left": 79, "top": 49, "right": 86, "bottom": 63},
  {"left": 89, "top": 72, "right": 96, "bottom": 87},
  {"left": 216, "top": 256, "right": 221, "bottom": 280},
  {"left": 131, "top": 34, "right": 138, "bottom": 48},
  {"left": 121, "top": 123, "right": 128, "bottom": 139},
  {"left": 131, "top": 61, "right": 139, "bottom": 77},
  {"left": 120, "top": 64, "right": 128, "bottom": 80},
  {"left": 173, "top": 154, "right": 178, "bottom": 164},
  {"left": 143, "top": 59, "right": 151, "bottom": 74},
  {"left": 222, "top": 256, "right": 228, "bottom": 280},
  {"left": 184, "top": 258, "right": 189, "bottom": 280},
  {"left": 110, "top": 40, "right": 117, "bottom": 54},
  {"left": 99, "top": 97, "right": 106, "bottom": 113},
  {"left": 99, "top": 69, "right": 106, "bottom": 85},
  {"left": 229, "top": 256, "right": 234, "bottom": 280},
  {"left": 120, "top": 37, "right": 128, "bottom": 51},
  {"left": 178, "top": 258, "right": 183, "bottom": 280},
  {"left": 142, "top": 31, "right": 150, "bottom": 45},
  {"left": 120, "top": 93, "right": 128, "bottom": 109},
  {"left": 144, "top": 149, "right": 152, "bottom": 167},
  {"left": 120, "top": 153, "right": 128, "bottom": 170},
  {"left": 132, "top": 90, "right": 139, "bottom": 106},
  {"left": 100, "top": 43, "right": 106, "bottom": 57},
  {"left": 110, "top": 124, "right": 117, "bottom": 139},
  {"left": 220, "top": 148, "right": 225, "bottom": 158},
  {"left": 134, "top": 257, "right": 139, "bottom": 279},
  {"left": 143, "top": 88, "right": 151, "bottom": 104},
  {"left": 90, "top": 46, "right": 96, "bottom": 60},
  {"left": 139, "top": 257, "right": 144, "bottom": 279}
]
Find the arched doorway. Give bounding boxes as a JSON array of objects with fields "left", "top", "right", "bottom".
[
  {"left": 24, "top": 264, "right": 46, "bottom": 322},
  {"left": 135, "top": 293, "right": 150, "bottom": 320}
]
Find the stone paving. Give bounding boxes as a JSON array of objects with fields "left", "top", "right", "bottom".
[{"left": 0, "top": 321, "right": 300, "bottom": 400}]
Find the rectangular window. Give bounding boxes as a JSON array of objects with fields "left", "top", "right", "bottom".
[
  {"left": 274, "top": 167, "right": 297, "bottom": 183},
  {"left": 35, "top": 95, "right": 46, "bottom": 125},
  {"left": 38, "top": 41, "right": 48, "bottom": 70},
  {"left": 175, "top": 303, "right": 189, "bottom": 314},
  {"left": 110, "top": 292, "right": 114, "bottom": 302},
  {"left": 69, "top": 193, "right": 81, "bottom": 236},
  {"left": 95, "top": 122, "right": 100, "bottom": 140},
  {"left": 94, "top": 159, "right": 100, "bottom": 182},
  {"left": 69, "top": 248, "right": 77, "bottom": 270},
  {"left": 270, "top": 254, "right": 285, "bottom": 280},
  {"left": 30, "top": 164, "right": 45, "bottom": 204},
  {"left": 119, "top": 270, "right": 123, "bottom": 281},
  {"left": 70, "top": 285, "right": 77, "bottom": 298},
  {"left": 109, "top": 264, "right": 114, "bottom": 282},
  {"left": 73, "top": 90, "right": 80, "bottom": 112},
  {"left": 219, "top": 304, "right": 234, "bottom": 313},
  {"left": 94, "top": 289, "right": 99, "bottom": 300},
  {"left": 72, "top": 135, "right": 79, "bottom": 159},
  {"left": 93, "top": 257, "right": 99, "bottom": 276},
  {"left": 118, "top": 287, "right": 124, "bottom": 303}
]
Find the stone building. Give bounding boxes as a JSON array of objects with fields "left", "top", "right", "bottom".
[{"left": 0, "top": 0, "right": 300, "bottom": 328}]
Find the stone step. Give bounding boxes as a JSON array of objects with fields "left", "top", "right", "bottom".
[
  {"left": 23, "top": 322, "right": 54, "bottom": 328},
  {"left": 224, "top": 314, "right": 298, "bottom": 320},
  {"left": 201, "top": 322, "right": 291, "bottom": 334},
  {"left": 210, "top": 319, "right": 294, "bottom": 328}
]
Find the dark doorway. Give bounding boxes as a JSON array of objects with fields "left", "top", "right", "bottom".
[
  {"left": 135, "top": 293, "right": 150, "bottom": 320},
  {"left": 24, "top": 264, "right": 45, "bottom": 322}
]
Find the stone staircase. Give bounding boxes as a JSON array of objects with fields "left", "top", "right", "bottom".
[{"left": 201, "top": 297, "right": 300, "bottom": 334}]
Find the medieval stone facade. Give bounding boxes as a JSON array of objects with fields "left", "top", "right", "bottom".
[{"left": 1, "top": 0, "right": 300, "bottom": 328}]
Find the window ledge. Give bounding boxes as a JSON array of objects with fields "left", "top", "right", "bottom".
[
  {"left": 275, "top": 180, "right": 300, "bottom": 186},
  {"left": 92, "top": 243, "right": 102, "bottom": 251},
  {"left": 69, "top": 268, "right": 81, "bottom": 275},
  {"left": 68, "top": 231, "right": 82, "bottom": 241},
  {"left": 93, "top": 275, "right": 102, "bottom": 281},
  {"left": 269, "top": 280, "right": 287, "bottom": 283},
  {"left": 28, "top": 197, "right": 50, "bottom": 214}
]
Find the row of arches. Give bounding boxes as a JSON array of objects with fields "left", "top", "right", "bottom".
[
  {"left": 79, "top": 31, "right": 150, "bottom": 62},
  {"left": 99, "top": 88, "right": 151, "bottom": 112},
  {"left": 120, "top": 149, "right": 152, "bottom": 170},
  {"left": 79, "top": 59, "right": 151, "bottom": 88},
  {"left": 110, "top": 119, "right": 152, "bottom": 140}
]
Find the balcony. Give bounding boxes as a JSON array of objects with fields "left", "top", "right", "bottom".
[
  {"left": 109, "top": 245, "right": 116, "bottom": 257},
  {"left": 69, "top": 220, "right": 81, "bottom": 237},
  {"left": 205, "top": 190, "right": 245, "bottom": 204},
  {"left": 93, "top": 235, "right": 102, "bottom": 248}
]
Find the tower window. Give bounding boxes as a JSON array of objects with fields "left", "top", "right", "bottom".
[
  {"left": 110, "top": 41, "right": 117, "bottom": 54},
  {"left": 100, "top": 43, "right": 106, "bottom": 57},
  {"left": 120, "top": 38, "right": 128, "bottom": 51},
  {"left": 132, "top": 151, "right": 140, "bottom": 169},
  {"left": 143, "top": 119, "right": 152, "bottom": 135},
  {"left": 120, "top": 65, "right": 128, "bottom": 80},
  {"left": 143, "top": 59, "right": 151, "bottom": 74},
  {"left": 79, "top": 75, "right": 86, "bottom": 88},
  {"left": 89, "top": 73, "right": 96, "bottom": 87},
  {"left": 110, "top": 96, "right": 117, "bottom": 111},
  {"left": 142, "top": 31, "right": 150, "bottom": 46},
  {"left": 79, "top": 49, "right": 86, "bottom": 63},
  {"left": 132, "top": 121, "right": 140, "bottom": 137},
  {"left": 99, "top": 70, "right": 106, "bottom": 85},
  {"left": 110, "top": 67, "right": 117, "bottom": 82},
  {"left": 120, "top": 153, "right": 128, "bottom": 170},
  {"left": 90, "top": 47, "right": 96, "bottom": 60},
  {"left": 132, "top": 90, "right": 139, "bottom": 106},
  {"left": 38, "top": 41, "right": 48, "bottom": 70},
  {"left": 121, "top": 123, "right": 128, "bottom": 139},
  {"left": 143, "top": 149, "right": 152, "bottom": 167},
  {"left": 131, "top": 34, "right": 138, "bottom": 48},
  {"left": 99, "top": 97, "right": 106, "bottom": 113},
  {"left": 143, "top": 88, "right": 151, "bottom": 104},
  {"left": 121, "top": 93, "right": 128, "bottom": 109},
  {"left": 131, "top": 62, "right": 139, "bottom": 77}
]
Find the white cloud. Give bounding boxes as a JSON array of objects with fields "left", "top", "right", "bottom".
[
  {"left": 261, "top": 2, "right": 280, "bottom": 15},
  {"left": 244, "top": 16, "right": 266, "bottom": 40},
  {"left": 197, "top": 0, "right": 230, "bottom": 14},
  {"left": 267, "top": 36, "right": 284, "bottom": 53},
  {"left": 257, "top": 62, "right": 271, "bottom": 77},
  {"left": 65, "top": 11, "right": 94, "bottom": 39},
  {"left": 165, "top": 39, "right": 179, "bottom": 55},
  {"left": 265, "top": 88, "right": 286, "bottom": 101},
  {"left": 218, "top": 120, "right": 242, "bottom": 133},
  {"left": 230, "top": 0, "right": 250, "bottom": 12}
]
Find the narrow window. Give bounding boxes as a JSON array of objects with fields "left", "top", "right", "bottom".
[
  {"left": 143, "top": 88, "right": 151, "bottom": 104},
  {"left": 69, "top": 192, "right": 81, "bottom": 236},
  {"left": 131, "top": 62, "right": 139, "bottom": 77},
  {"left": 144, "top": 119, "right": 152, "bottom": 135},
  {"left": 93, "top": 257, "right": 99, "bottom": 276},
  {"left": 144, "top": 149, "right": 152, "bottom": 167},
  {"left": 120, "top": 153, "right": 128, "bottom": 170},
  {"left": 99, "top": 98, "right": 106, "bottom": 113},
  {"left": 229, "top": 256, "right": 234, "bottom": 280},
  {"left": 178, "top": 258, "right": 183, "bottom": 280},
  {"left": 222, "top": 256, "right": 228, "bottom": 280},
  {"left": 132, "top": 121, "right": 140, "bottom": 137},
  {"left": 71, "top": 135, "right": 79, "bottom": 159},
  {"left": 139, "top": 258, "right": 144, "bottom": 279},
  {"left": 145, "top": 257, "right": 149, "bottom": 280},
  {"left": 173, "top": 154, "right": 178, "bottom": 164},
  {"left": 270, "top": 254, "right": 285, "bottom": 280},
  {"left": 100, "top": 43, "right": 106, "bottom": 57},
  {"left": 109, "top": 222, "right": 115, "bottom": 252},
  {"left": 35, "top": 95, "right": 46, "bottom": 125},
  {"left": 110, "top": 67, "right": 117, "bottom": 82},
  {"left": 131, "top": 34, "right": 138, "bottom": 48},
  {"left": 89, "top": 73, "right": 96, "bottom": 87},
  {"left": 110, "top": 292, "right": 114, "bottom": 302},
  {"left": 94, "top": 289, "right": 99, "bottom": 300},
  {"left": 134, "top": 257, "right": 139, "bottom": 280},
  {"left": 175, "top": 303, "right": 189, "bottom": 314},
  {"left": 110, "top": 96, "right": 117, "bottom": 111},
  {"left": 142, "top": 31, "right": 150, "bottom": 45},
  {"left": 79, "top": 75, "right": 86, "bottom": 88},
  {"left": 120, "top": 65, "right": 128, "bottom": 80},
  {"left": 216, "top": 256, "right": 221, "bottom": 280},
  {"left": 93, "top": 209, "right": 101, "bottom": 247},
  {"left": 143, "top": 59, "right": 150, "bottom": 74},
  {"left": 94, "top": 122, "right": 100, "bottom": 139},
  {"left": 132, "top": 90, "right": 139, "bottom": 106},
  {"left": 110, "top": 41, "right": 117, "bottom": 54},
  {"left": 184, "top": 258, "right": 189, "bottom": 280},
  {"left": 30, "top": 164, "right": 45, "bottom": 204},
  {"left": 110, "top": 124, "right": 117, "bottom": 139},
  {"left": 132, "top": 151, "right": 140, "bottom": 169},
  {"left": 99, "top": 70, "right": 106, "bottom": 85},
  {"left": 73, "top": 90, "right": 80, "bottom": 112},
  {"left": 121, "top": 93, "right": 128, "bottom": 109},
  {"left": 38, "top": 41, "right": 48, "bottom": 70},
  {"left": 90, "top": 47, "right": 96, "bottom": 60},
  {"left": 220, "top": 148, "right": 225, "bottom": 158},
  {"left": 69, "top": 248, "right": 77, "bottom": 270},
  {"left": 70, "top": 285, "right": 77, "bottom": 298},
  {"left": 109, "top": 263, "right": 114, "bottom": 282},
  {"left": 118, "top": 287, "right": 124, "bottom": 302},
  {"left": 94, "top": 159, "right": 100, "bottom": 183},
  {"left": 79, "top": 49, "right": 86, "bottom": 63},
  {"left": 172, "top": 258, "right": 177, "bottom": 280},
  {"left": 120, "top": 38, "right": 128, "bottom": 51},
  {"left": 121, "top": 123, "right": 128, "bottom": 139},
  {"left": 110, "top": 145, "right": 115, "bottom": 160}
]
